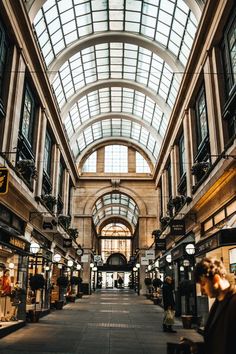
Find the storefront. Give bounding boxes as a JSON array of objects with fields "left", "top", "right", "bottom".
[
  {"left": 50, "top": 250, "right": 68, "bottom": 305},
  {"left": 195, "top": 228, "right": 236, "bottom": 325},
  {"left": 26, "top": 230, "right": 52, "bottom": 315},
  {"left": 0, "top": 216, "right": 30, "bottom": 326}
]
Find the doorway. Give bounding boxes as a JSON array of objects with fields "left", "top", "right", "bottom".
[{"left": 106, "top": 272, "right": 113, "bottom": 288}]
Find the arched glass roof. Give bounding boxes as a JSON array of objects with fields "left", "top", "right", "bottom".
[
  {"left": 92, "top": 193, "right": 139, "bottom": 228},
  {"left": 101, "top": 223, "right": 132, "bottom": 237},
  {"left": 30, "top": 0, "right": 201, "bottom": 163}
]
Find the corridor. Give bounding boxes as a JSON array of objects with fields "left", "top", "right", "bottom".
[{"left": 0, "top": 290, "right": 203, "bottom": 354}]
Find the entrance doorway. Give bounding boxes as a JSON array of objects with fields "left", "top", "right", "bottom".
[{"left": 106, "top": 272, "right": 113, "bottom": 288}]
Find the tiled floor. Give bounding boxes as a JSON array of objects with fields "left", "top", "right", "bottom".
[{"left": 0, "top": 289, "right": 203, "bottom": 354}]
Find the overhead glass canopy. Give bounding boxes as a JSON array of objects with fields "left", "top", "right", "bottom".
[
  {"left": 31, "top": 0, "right": 200, "bottom": 162},
  {"left": 92, "top": 193, "right": 139, "bottom": 228}
]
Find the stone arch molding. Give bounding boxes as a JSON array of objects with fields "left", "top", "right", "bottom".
[
  {"left": 97, "top": 216, "right": 135, "bottom": 235},
  {"left": 83, "top": 186, "right": 147, "bottom": 216}
]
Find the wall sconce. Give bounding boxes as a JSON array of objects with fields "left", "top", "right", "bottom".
[
  {"left": 185, "top": 243, "right": 195, "bottom": 255},
  {"left": 53, "top": 253, "right": 61, "bottom": 263},
  {"left": 8, "top": 262, "right": 14, "bottom": 269},
  {"left": 76, "top": 264, "right": 82, "bottom": 270},
  {"left": 166, "top": 254, "right": 172, "bottom": 263},
  {"left": 92, "top": 266, "right": 97, "bottom": 271},
  {"left": 45, "top": 266, "right": 50, "bottom": 271},
  {"left": 30, "top": 242, "right": 40, "bottom": 254},
  {"left": 180, "top": 266, "right": 184, "bottom": 271},
  {"left": 90, "top": 262, "right": 94, "bottom": 268},
  {"left": 133, "top": 267, "right": 137, "bottom": 271},
  {"left": 147, "top": 265, "right": 152, "bottom": 271},
  {"left": 58, "top": 264, "right": 63, "bottom": 269},
  {"left": 136, "top": 263, "right": 140, "bottom": 268}
]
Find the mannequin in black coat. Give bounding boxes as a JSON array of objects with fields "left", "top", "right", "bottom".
[{"left": 162, "top": 276, "right": 176, "bottom": 333}]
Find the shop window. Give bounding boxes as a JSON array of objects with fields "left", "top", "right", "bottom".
[
  {"left": 195, "top": 85, "right": 209, "bottom": 157},
  {"left": 0, "top": 248, "right": 28, "bottom": 322},
  {"left": 221, "top": 10, "right": 236, "bottom": 141},
  {"left": 177, "top": 132, "right": 187, "bottom": 195}
]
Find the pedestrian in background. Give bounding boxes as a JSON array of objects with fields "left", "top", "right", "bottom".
[{"left": 162, "top": 276, "right": 176, "bottom": 333}]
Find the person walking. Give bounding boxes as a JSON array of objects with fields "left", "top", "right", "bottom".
[
  {"left": 181, "top": 257, "right": 236, "bottom": 354},
  {"left": 162, "top": 276, "right": 176, "bottom": 333}
]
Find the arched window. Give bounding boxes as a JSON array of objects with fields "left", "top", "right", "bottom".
[
  {"left": 105, "top": 145, "right": 128, "bottom": 173},
  {"left": 136, "top": 152, "right": 150, "bottom": 173},
  {"left": 82, "top": 151, "right": 97, "bottom": 172}
]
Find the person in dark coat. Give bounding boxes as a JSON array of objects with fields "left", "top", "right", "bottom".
[
  {"left": 181, "top": 257, "right": 236, "bottom": 354},
  {"left": 162, "top": 276, "right": 176, "bottom": 333}
]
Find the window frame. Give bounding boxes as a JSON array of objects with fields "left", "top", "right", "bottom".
[
  {"left": 43, "top": 130, "right": 53, "bottom": 178},
  {"left": 20, "top": 83, "right": 36, "bottom": 147}
]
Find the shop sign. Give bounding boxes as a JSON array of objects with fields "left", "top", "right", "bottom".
[
  {"left": 9, "top": 236, "right": 26, "bottom": 250},
  {"left": 170, "top": 220, "right": 185, "bottom": 235},
  {"left": 230, "top": 263, "right": 236, "bottom": 273},
  {"left": 63, "top": 239, "right": 72, "bottom": 248},
  {"left": 38, "top": 248, "right": 52, "bottom": 261},
  {"left": 155, "top": 239, "right": 166, "bottom": 251},
  {"left": 81, "top": 254, "right": 89, "bottom": 263},
  {"left": 141, "top": 257, "right": 149, "bottom": 265},
  {"left": 195, "top": 234, "right": 219, "bottom": 255},
  {"left": 0, "top": 168, "right": 9, "bottom": 195},
  {"left": 145, "top": 250, "right": 155, "bottom": 260},
  {"left": 94, "top": 255, "right": 102, "bottom": 262}
]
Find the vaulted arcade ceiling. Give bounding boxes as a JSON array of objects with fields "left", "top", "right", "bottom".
[{"left": 26, "top": 0, "right": 203, "bottom": 164}]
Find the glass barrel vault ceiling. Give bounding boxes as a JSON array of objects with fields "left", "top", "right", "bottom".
[
  {"left": 92, "top": 193, "right": 139, "bottom": 230},
  {"left": 31, "top": 0, "right": 200, "bottom": 163}
]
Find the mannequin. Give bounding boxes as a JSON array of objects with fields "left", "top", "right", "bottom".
[{"left": 0, "top": 269, "right": 12, "bottom": 321}]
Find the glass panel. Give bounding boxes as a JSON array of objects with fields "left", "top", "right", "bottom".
[
  {"left": 136, "top": 152, "right": 151, "bottom": 173},
  {"left": 82, "top": 151, "right": 97, "bottom": 172}
]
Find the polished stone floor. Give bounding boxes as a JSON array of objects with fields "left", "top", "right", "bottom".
[{"left": 0, "top": 289, "right": 203, "bottom": 354}]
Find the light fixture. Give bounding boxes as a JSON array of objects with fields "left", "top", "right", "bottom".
[
  {"left": 90, "top": 262, "right": 94, "bottom": 268},
  {"left": 154, "top": 260, "right": 159, "bottom": 268},
  {"left": 147, "top": 265, "right": 152, "bottom": 271},
  {"left": 166, "top": 254, "right": 172, "bottom": 263},
  {"left": 45, "top": 266, "right": 50, "bottom": 271},
  {"left": 8, "top": 262, "right": 14, "bottom": 269},
  {"left": 180, "top": 266, "right": 184, "bottom": 271},
  {"left": 53, "top": 253, "right": 61, "bottom": 263},
  {"left": 136, "top": 263, "right": 140, "bottom": 268},
  {"left": 30, "top": 242, "right": 40, "bottom": 254},
  {"left": 133, "top": 267, "right": 137, "bottom": 271},
  {"left": 76, "top": 264, "right": 82, "bottom": 270},
  {"left": 58, "top": 264, "right": 63, "bottom": 269},
  {"left": 92, "top": 266, "right": 98, "bottom": 271},
  {"left": 185, "top": 243, "right": 195, "bottom": 255},
  {"left": 183, "top": 259, "right": 190, "bottom": 267},
  {"left": 68, "top": 260, "right": 73, "bottom": 267}
]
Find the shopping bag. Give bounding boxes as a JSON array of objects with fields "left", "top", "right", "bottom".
[{"left": 164, "top": 309, "right": 175, "bottom": 325}]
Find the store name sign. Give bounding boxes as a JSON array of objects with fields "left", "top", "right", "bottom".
[
  {"left": 145, "top": 250, "right": 155, "bottom": 260},
  {"left": 9, "top": 236, "right": 26, "bottom": 250},
  {"left": 170, "top": 220, "right": 185, "bottom": 235}
]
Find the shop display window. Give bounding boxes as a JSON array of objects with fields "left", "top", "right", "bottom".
[
  {"left": 0, "top": 245, "right": 27, "bottom": 322},
  {"left": 26, "top": 256, "right": 51, "bottom": 311}
]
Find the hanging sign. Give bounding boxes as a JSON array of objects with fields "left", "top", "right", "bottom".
[
  {"left": 81, "top": 254, "right": 89, "bottom": 263},
  {"left": 155, "top": 238, "right": 166, "bottom": 251},
  {"left": 145, "top": 249, "right": 155, "bottom": 260},
  {"left": 0, "top": 168, "right": 9, "bottom": 195},
  {"left": 170, "top": 220, "right": 185, "bottom": 235},
  {"left": 141, "top": 257, "right": 149, "bottom": 265}
]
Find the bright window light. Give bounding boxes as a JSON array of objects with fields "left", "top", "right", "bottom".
[
  {"left": 136, "top": 152, "right": 150, "bottom": 173},
  {"left": 105, "top": 145, "right": 128, "bottom": 173}
]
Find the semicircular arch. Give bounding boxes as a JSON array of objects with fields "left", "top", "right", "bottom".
[{"left": 98, "top": 217, "right": 134, "bottom": 235}]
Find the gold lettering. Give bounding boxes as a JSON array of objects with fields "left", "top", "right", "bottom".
[{"left": 10, "top": 237, "right": 26, "bottom": 250}]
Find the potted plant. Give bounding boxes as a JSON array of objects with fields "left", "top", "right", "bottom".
[
  {"left": 28, "top": 274, "right": 45, "bottom": 322},
  {"left": 179, "top": 279, "right": 196, "bottom": 329},
  {"left": 58, "top": 214, "right": 71, "bottom": 230},
  {"left": 41, "top": 194, "right": 57, "bottom": 212},
  {"left": 191, "top": 161, "right": 209, "bottom": 181},
  {"left": 16, "top": 159, "right": 38, "bottom": 182},
  {"left": 144, "top": 277, "right": 152, "bottom": 298},
  {"left": 56, "top": 276, "right": 69, "bottom": 309}
]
